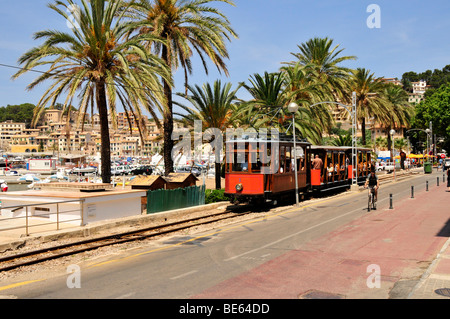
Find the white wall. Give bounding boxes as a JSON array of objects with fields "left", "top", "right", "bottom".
[{"left": 0, "top": 190, "right": 147, "bottom": 226}]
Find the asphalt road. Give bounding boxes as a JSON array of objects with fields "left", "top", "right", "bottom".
[{"left": 0, "top": 169, "right": 445, "bottom": 300}]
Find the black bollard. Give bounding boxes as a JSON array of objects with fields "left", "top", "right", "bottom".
[
  {"left": 389, "top": 194, "right": 393, "bottom": 209},
  {"left": 426, "top": 181, "right": 429, "bottom": 191},
  {"left": 444, "top": 174, "right": 446, "bottom": 183},
  {"left": 437, "top": 177, "right": 439, "bottom": 186},
  {"left": 411, "top": 185, "right": 414, "bottom": 199}
]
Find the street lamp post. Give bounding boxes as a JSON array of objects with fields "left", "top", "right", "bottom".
[
  {"left": 390, "top": 129, "right": 396, "bottom": 182},
  {"left": 425, "top": 128, "right": 431, "bottom": 157},
  {"left": 288, "top": 102, "right": 300, "bottom": 206},
  {"left": 287, "top": 92, "right": 358, "bottom": 190}
]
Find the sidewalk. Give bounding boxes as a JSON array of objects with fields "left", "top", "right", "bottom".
[
  {"left": 392, "top": 182, "right": 450, "bottom": 299},
  {"left": 407, "top": 186, "right": 450, "bottom": 299}
]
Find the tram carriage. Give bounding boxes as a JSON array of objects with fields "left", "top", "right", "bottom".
[
  {"left": 224, "top": 133, "right": 373, "bottom": 205},
  {"left": 310, "top": 146, "right": 373, "bottom": 191},
  {"left": 224, "top": 133, "right": 311, "bottom": 204}
]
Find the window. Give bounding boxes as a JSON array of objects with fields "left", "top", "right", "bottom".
[
  {"left": 279, "top": 146, "right": 285, "bottom": 173},
  {"left": 285, "top": 146, "right": 291, "bottom": 172},
  {"left": 250, "top": 150, "right": 262, "bottom": 173}
]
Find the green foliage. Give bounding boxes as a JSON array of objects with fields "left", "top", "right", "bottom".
[
  {"left": 413, "top": 84, "right": 450, "bottom": 152},
  {"left": 205, "top": 189, "right": 230, "bottom": 204},
  {"left": 402, "top": 65, "right": 450, "bottom": 92},
  {"left": 0, "top": 103, "right": 36, "bottom": 127},
  {"left": 331, "top": 133, "right": 352, "bottom": 146},
  {"left": 375, "top": 136, "right": 387, "bottom": 150}
]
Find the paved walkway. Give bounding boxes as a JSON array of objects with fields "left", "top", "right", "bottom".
[{"left": 193, "top": 179, "right": 450, "bottom": 299}]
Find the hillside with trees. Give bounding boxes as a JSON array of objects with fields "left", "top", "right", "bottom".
[
  {"left": 402, "top": 65, "right": 450, "bottom": 98},
  {"left": 0, "top": 103, "right": 36, "bottom": 127}
]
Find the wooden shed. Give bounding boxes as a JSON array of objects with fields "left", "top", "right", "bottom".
[
  {"left": 129, "top": 175, "right": 167, "bottom": 191},
  {"left": 163, "top": 173, "right": 198, "bottom": 190}
]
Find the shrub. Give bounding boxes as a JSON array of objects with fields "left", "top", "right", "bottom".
[{"left": 205, "top": 189, "right": 230, "bottom": 204}]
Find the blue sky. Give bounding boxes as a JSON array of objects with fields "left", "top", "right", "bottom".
[{"left": 1, "top": 0, "right": 450, "bottom": 117}]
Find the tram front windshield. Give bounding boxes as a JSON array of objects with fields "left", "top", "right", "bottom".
[{"left": 231, "top": 152, "right": 249, "bottom": 172}]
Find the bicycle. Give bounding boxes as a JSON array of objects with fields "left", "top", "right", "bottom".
[{"left": 366, "top": 186, "right": 376, "bottom": 212}]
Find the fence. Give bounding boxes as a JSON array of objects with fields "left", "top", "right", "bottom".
[
  {"left": 147, "top": 185, "right": 206, "bottom": 214},
  {"left": 0, "top": 199, "right": 84, "bottom": 237}
]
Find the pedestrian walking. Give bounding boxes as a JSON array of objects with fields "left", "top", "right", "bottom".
[
  {"left": 447, "top": 168, "right": 450, "bottom": 192},
  {"left": 400, "top": 150, "right": 406, "bottom": 170}
]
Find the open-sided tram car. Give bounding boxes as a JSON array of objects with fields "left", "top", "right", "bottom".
[
  {"left": 309, "top": 146, "right": 373, "bottom": 191},
  {"left": 224, "top": 134, "right": 311, "bottom": 204}
]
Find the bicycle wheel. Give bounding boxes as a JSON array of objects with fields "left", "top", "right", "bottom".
[{"left": 372, "top": 196, "right": 376, "bottom": 210}]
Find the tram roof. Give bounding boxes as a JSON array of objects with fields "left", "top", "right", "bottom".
[
  {"left": 310, "top": 145, "right": 372, "bottom": 152},
  {"left": 225, "top": 133, "right": 310, "bottom": 145}
]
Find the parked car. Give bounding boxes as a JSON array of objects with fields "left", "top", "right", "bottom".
[
  {"left": 175, "top": 166, "right": 201, "bottom": 176},
  {"left": 375, "top": 162, "right": 386, "bottom": 171},
  {"left": 384, "top": 162, "right": 395, "bottom": 172},
  {"left": 130, "top": 165, "right": 153, "bottom": 175},
  {"left": 111, "top": 165, "right": 131, "bottom": 175}
]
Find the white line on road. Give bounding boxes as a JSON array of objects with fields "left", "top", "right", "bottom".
[
  {"left": 224, "top": 204, "right": 366, "bottom": 262},
  {"left": 115, "top": 292, "right": 136, "bottom": 299},
  {"left": 170, "top": 270, "right": 198, "bottom": 280}
]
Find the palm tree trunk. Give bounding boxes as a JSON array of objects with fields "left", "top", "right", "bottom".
[
  {"left": 387, "top": 126, "right": 393, "bottom": 160},
  {"left": 162, "top": 44, "right": 174, "bottom": 176},
  {"left": 361, "top": 118, "right": 366, "bottom": 146},
  {"left": 215, "top": 162, "right": 221, "bottom": 189},
  {"left": 96, "top": 80, "right": 111, "bottom": 183}
]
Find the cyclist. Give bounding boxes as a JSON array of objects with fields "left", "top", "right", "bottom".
[{"left": 364, "top": 169, "right": 380, "bottom": 202}]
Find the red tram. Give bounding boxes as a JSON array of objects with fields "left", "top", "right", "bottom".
[{"left": 224, "top": 133, "right": 372, "bottom": 204}]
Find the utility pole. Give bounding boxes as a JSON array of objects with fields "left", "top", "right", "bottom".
[{"left": 429, "top": 121, "right": 433, "bottom": 163}]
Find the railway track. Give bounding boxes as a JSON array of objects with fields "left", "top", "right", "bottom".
[
  {"left": 0, "top": 207, "right": 255, "bottom": 272},
  {"left": 378, "top": 169, "right": 422, "bottom": 185}
]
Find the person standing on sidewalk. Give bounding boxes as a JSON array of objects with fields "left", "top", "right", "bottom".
[
  {"left": 400, "top": 150, "right": 406, "bottom": 170},
  {"left": 447, "top": 168, "right": 450, "bottom": 191}
]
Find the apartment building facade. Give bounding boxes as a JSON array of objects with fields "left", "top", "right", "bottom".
[
  {"left": 408, "top": 80, "right": 429, "bottom": 104},
  {"left": 3, "top": 108, "right": 179, "bottom": 157}
]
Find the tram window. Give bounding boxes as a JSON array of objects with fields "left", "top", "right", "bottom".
[
  {"left": 285, "top": 147, "right": 291, "bottom": 172},
  {"left": 297, "top": 146, "right": 305, "bottom": 171},
  {"left": 298, "top": 156, "right": 304, "bottom": 170},
  {"left": 232, "top": 152, "right": 249, "bottom": 172},
  {"left": 251, "top": 152, "right": 262, "bottom": 173},
  {"left": 279, "top": 146, "right": 285, "bottom": 173}
]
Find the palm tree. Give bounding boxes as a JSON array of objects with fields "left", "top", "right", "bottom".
[
  {"left": 331, "top": 133, "right": 352, "bottom": 147},
  {"left": 126, "top": 0, "right": 238, "bottom": 176},
  {"left": 280, "top": 63, "right": 334, "bottom": 142},
  {"left": 238, "top": 71, "right": 322, "bottom": 144},
  {"left": 375, "top": 136, "right": 388, "bottom": 151},
  {"left": 241, "top": 72, "right": 287, "bottom": 126},
  {"left": 394, "top": 138, "right": 408, "bottom": 151},
  {"left": 13, "top": 0, "right": 171, "bottom": 183},
  {"left": 174, "top": 80, "right": 241, "bottom": 189},
  {"left": 382, "top": 83, "right": 413, "bottom": 152},
  {"left": 349, "top": 68, "right": 389, "bottom": 146},
  {"left": 286, "top": 37, "right": 356, "bottom": 102}
]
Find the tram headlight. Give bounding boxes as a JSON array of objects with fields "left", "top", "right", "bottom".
[{"left": 235, "top": 183, "right": 243, "bottom": 192}]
